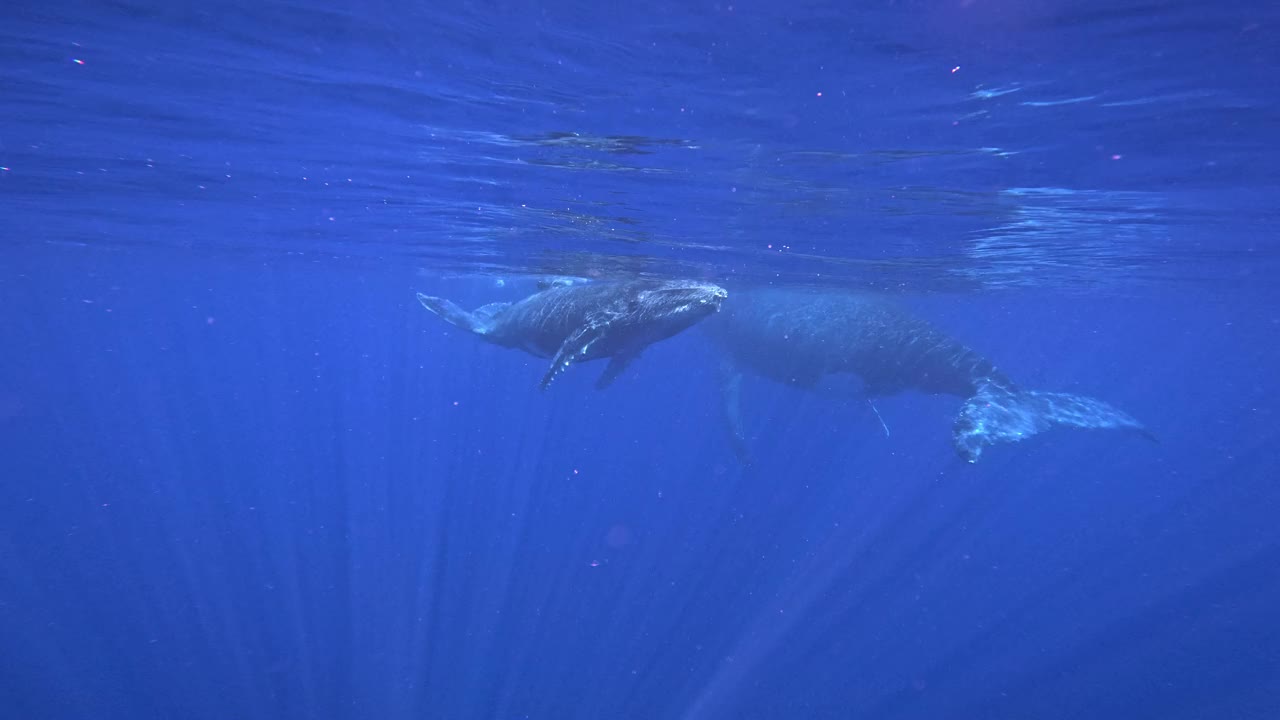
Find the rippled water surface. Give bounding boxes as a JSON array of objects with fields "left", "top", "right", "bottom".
[{"left": 5, "top": 0, "right": 1276, "bottom": 291}]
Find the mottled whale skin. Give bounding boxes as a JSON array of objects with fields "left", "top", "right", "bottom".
[
  {"left": 706, "top": 288, "right": 1152, "bottom": 463},
  {"left": 417, "top": 279, "right": 727, "bottom": 389}
]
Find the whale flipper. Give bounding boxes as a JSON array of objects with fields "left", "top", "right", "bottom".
[
  {"left": 596, "top": 348, "right": 641, "bottom": 389},
  {"left": 416, "top": 293, "right": 498, "bottom": 335},
  {"left": 953, "top": 383, "right": 1153, "bottom": 463},
  {"left": 540, "top": 320, "right": 612, "bottom": 390},
  {"left": 719, "top": 360, "right": 753, "bottom": 466}
]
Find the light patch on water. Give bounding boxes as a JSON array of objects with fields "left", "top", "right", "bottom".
[
  {"left": 956, "top": 186, "right": 1170, "bottom": 291},
  {"left": 1020, "top": 95, "right": 1097, "bottom": 107},
  {"left": 1099, "top": 90, "right": 1220, "bottom": 108},
  {"left": 970, "top": 85, "right": 1022, "bottom": 100}
]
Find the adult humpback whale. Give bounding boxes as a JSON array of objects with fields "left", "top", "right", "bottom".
[
  {"left": 706, "top": 288, "right": 1152, "bottom": 463},
  {"left": 417, "top": 279, "right": 727, "bottom": 389}
]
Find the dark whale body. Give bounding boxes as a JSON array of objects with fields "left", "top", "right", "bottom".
[
  {"left": 706, "top": 288, "right": 1152, "bottom": 463},
  {"left": 417, "top": 279, "right": 727, "bottom": 389}
]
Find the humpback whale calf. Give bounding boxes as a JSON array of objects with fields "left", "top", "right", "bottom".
[
  {"left": 417, "top": 279, "right": 727, "bottom": 389},
  {"left": 706, "top": 288, "right": 1152, "bottom": 463}
]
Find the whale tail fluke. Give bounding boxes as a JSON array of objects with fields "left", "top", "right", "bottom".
[
  {"left": 952, "top": 383, "right": 1153, "bottom": 463},
  {"left": 416, "top": 293, "right": 505, "bottom": 335}
]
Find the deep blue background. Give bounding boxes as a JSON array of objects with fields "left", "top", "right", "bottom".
[{"left": 2, "top": 0, "right": 1278, "bottom": 718}]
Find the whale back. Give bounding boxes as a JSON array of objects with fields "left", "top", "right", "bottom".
[
  {"left": 488, "top": 283, "right": 626, "bottom": 356},
  {"left": 707, "top": 289, "right": 1010, "bottom": 397}
]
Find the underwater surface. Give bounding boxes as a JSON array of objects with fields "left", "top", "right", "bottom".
[{"left": 2, "top": 0, "right": 1278, "bottom": 718}]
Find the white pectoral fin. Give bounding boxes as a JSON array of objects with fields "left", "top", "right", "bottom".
[{"left": 540, "top": 322, "right": 609, "bottom": 390}]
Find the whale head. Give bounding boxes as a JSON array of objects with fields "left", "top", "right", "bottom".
[
  {"left": 629, "top": 280, "right": 728, "bottom": 336},
  {"left": 638, "top": 280, "right": 727, "bottom": 315}
]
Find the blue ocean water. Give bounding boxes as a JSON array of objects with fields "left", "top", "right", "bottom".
[{"left": 2, "top": 0, "right": 1278, "bottom": 718}]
